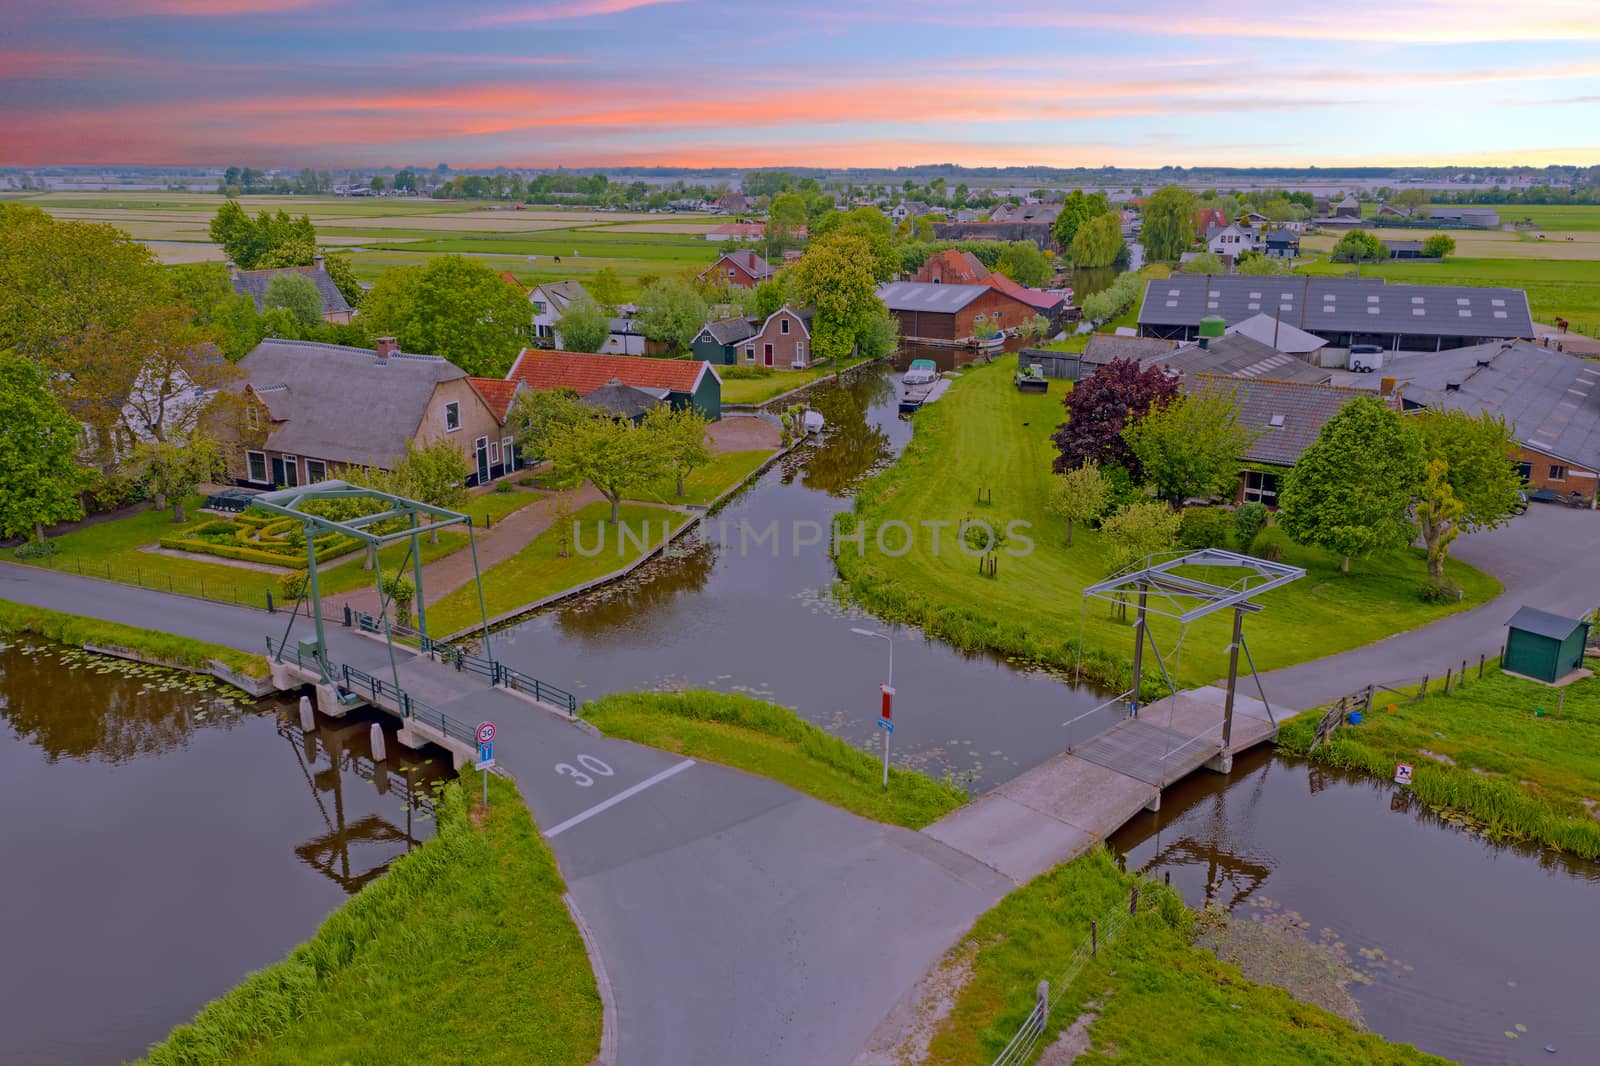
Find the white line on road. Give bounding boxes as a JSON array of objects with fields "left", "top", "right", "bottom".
[{"left": 544, "top": 759, "right": 696, "bottom": 838}]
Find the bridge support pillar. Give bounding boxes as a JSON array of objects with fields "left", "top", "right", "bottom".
[
  {"left": 315, "top": 683, "right": 348, "bottom": 718},
  {"left": 298, "top": 695, "right": 315, "bottom": 733},
  {"left": 369, "top": 722, "right": 388, "bottom": 763},
  {"left": 1204, "top": 748, "right": 1234, "bottom": 775},
  {"left": 1143, "top": 791, "right": 1161, "bottom": 813},
  {"left": 271, "top": 660, "right": 300, "bottom": 692},
  {"left": 396, "top": 724, "right": 426, "bottom": 752}
]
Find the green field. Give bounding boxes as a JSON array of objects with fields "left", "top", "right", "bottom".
[
  {"left": 835, "top": 355, "right": 1499, "bottom": 690},
  {"left": 1360, "top": 202, "right": 1600, "bottom": 232}
]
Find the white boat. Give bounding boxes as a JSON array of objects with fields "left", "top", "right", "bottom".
[{"left": 803, "top": 409, "right": 826, "bottom": 435}]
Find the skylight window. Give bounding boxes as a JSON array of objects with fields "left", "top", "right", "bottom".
[{"left": 1269, "top": 414, "right": 1285, "bottom": 428}]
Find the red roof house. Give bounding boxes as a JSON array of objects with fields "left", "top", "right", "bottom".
[
  {"left": 911, "top": 248, "right": 990, "bottom": 284},
  {"left": 986, "top": 272, "right": 1067, "bottom": 318},
  {"left": 468, "top": 377, "right": 524, "bottom": 422},
  {"left": 699, "top": 250, "right": 777, "bottom": 289},
  {"left": 505, "top": 350, "right": 723, "bottom": 420}
]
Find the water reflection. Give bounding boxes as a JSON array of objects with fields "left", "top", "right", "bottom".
[
  {"left": 554, "top": 536, "right": 720, "bottom": 639},
  {"left": 793, "top": 370, "right": 896, "bottom": 495}
]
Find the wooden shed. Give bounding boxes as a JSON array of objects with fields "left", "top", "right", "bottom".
[{"left": 1503, "top": 606, "right": 1590, "bottom": 684}]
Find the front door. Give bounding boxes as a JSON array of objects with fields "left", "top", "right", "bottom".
[
  {"left": 271, "top": 457, "right": 285, "bottom": 486},
  {"left": 282, "top": 455, "right": 299, "bottom": 488},
  {"left": 475, "top": 437, "right": 490, "bottom": 484},
  {"left": 763, "top": 343, "right": 774, "bottom": 367}
]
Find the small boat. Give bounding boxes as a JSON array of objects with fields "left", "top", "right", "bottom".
[
  {"left": 902, "top": 358, "right": 940, "bottom": 387},
  {"left": 803, "top": 409, "right": 826, "bottom": 435},
  {"left": 899, "top": 383, "right": 934, "bottom": 414}
]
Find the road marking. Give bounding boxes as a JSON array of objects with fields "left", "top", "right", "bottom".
[{"left": 544, "top": 759, "right": 696, "bottom": 838}]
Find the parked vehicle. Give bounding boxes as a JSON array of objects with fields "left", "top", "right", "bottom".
[
  {"left": 1348, "top": 344, "right": 1384, "bottom": 373},
  {"left": 1013, "top": 363, "right": 1049, "bottom": 393}
]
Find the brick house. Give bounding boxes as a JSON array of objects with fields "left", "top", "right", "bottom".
[
  {"left": 699, "top": 251, "right": 776, "bottom": 289},
  {"left": 740, "top": 306, "right": 816, "bottom": 369},
  {"left": 877, "top": 281, "right": 1039, "bottom": 343},
  {"left": 911, "top": 248, "right": 989, "bottom": 285},
  {"left": 230, "top": 256, "right": 353, "bottom": 324},
  {"left": 231, "top": 337, "right": 514, "bottom": 489}
]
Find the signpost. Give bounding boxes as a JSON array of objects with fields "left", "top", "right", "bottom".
[
  {"left": 879, "top": 684, "right": 895, "bottom": 790},
  {"left": 477, "top": 722, "right": 497, "bottom": 805},
  {"left": 1394, "top": 762, "right": 1414, "bottom": 786}
]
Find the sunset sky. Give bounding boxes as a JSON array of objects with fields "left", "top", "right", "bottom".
[{"left": 4, "top": 0, "right": 1598, "bottom": 169}]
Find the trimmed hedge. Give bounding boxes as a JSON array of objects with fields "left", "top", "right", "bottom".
[{"left": 158, "top": 535, "right": 362, "bottom": 569}]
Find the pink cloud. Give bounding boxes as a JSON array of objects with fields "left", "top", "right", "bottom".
[{"left": 470, "top": 0, "right": 686, "bottom": 27}]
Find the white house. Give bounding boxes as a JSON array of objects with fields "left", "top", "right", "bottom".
[
  {"left": 528, "top": 280, "right": 592, "bottom": 345},
  {"left": 1206, "top": 223, "right": 1258, "bottom": 256}
]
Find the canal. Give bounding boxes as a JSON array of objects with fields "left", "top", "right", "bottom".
[
  {"left": 1111, "top": 747, "right": 1600, "bottom": 1064},
  {"left": 0, "top": 637, "right": 450, "bottom": 1064}
]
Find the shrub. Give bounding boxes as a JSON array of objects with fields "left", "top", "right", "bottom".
[
  {"left": 516, "top": 477, "right": 537, "bottom": 488},
  {"left": 1099, "top": 463, "right": 1141, "bottom": 517},
  {"left": 81, "top": 469, "right": 143, "bottom": 514},
  {"left": 1419, "top": 576, "right": 1462, "bottom": 604},
  {"left": 1233, "top": 501, "right": 1269, "bottom": 550},
  {"left": 1178, "top": 506, "right": 1232, "bottom": 550},
  {"left": 1249, "top": 525, "right": 1289, "bottom": 561},
  {"left": 494, "top": 479, "right": 513, "bottom": 493},
  {"left": 279, "top": 572, "right": 307, "bottom": 602}
]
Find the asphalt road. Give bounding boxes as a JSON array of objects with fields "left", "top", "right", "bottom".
[
  {"left": 0, "top": 564, "right": 1010, "bottom": 1066},
  {"left": 1257, "top": 503, "right": 1600, "bottom": 709}
]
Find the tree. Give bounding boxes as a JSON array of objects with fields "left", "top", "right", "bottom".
[
  {"left": 753, "top": 278, "right": 787, "bottom": 320},
  {"left": 556, "top": 297, "right": 612, "bottom": 353},
  {"left": 1181, "top": 251, "right": 1225, "bottom": 274},
  {"left": 1392, "top": 189, "right": 1430, "bottom": 213},
  {"left": 1140, "top": 186, "right": 1198, "bottom": 261},
  {"left": 369, "top": 175, "right": 387, "bottom": 193},
  {"left": 1123, "top": 386, "right": 1259, "bottom": 503},
  {"left": 642, "top": 403, "right": 710, "bottom": 497},
  {"left": 1277, "top": 396, "right": 1421, "bottom": 572},
  {"left": 388, "top": 438, "right": 470, "bottom": 543},
  {"left": 589, "top": 266, "right": 626, "bottom": 311},
  {"left": 1411, "top": 408, "right": 1522, "bottom": 582},
  {"left": 1051, "top": 190, "right": 1109, "bottom": 250},
  {"left": 1100, "top": 500, "right": 1182, "bottom": 571},
  {"left": 1422, "top": 234, "right": 1457, "bottom": 259},
  {"left": 381, "top": 572, "right": 415, "bottom": 627},
  {"left": 264, "top": 273, "right": 323, "bottom": 329},
  {"left": 359, "top": 256, "right": 528, "bottom": 376},
  {"left": 507, "top": 386, "right": 596, "bottom": 463},
  {"left": 1052, "top": 358, "right": 1179, "bottom": 478},
  {"left": 768, "top": 191, "right": 808, "bottom": 243},
  {"left": 321, "top": 251, "right": 363, "bottom": 308},
  {"left": 207, "top": 203, "right": 317, "bottom": 269},
  {"left": 393, "top": 169, "right": 417, "bottom": 193},
  {"left": 855, "top": 305, "right": 900, "bottom": 362},
  {"left": 1069, "top": 211, "right": 1125, "bottom": 268},
  {"left": 807, "top": 207, "right": 899, "bottom": 281},
  {"left": 1234, "top": 252, "right": 1290, "bottom": 276},
  {"left": 790, "top": 234, "right": 884, "bottom": 362},
  {"left": 124, "top": 432, "right": 229, "bottom": 524},
  {"left": 1331, "top": 230, "right": 1388, "bottom": 264},
  {"left": 634, "top": 277, "right": 708, "bottom": 354},
  {"left": 996, "top": 241, "right": 1050, "bottom": 287},
  {"left": 0, "top": 354, "right": 86, "bottom": 542},
  {"left": 547, "top": 415, "right": 668, "bottom": 523},
  {"left": 1046, "top": 463, "right": 1110, "bottom": 545}
]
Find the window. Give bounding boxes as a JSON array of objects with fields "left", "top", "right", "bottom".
[
  {"left": 532, "top": 301, "right": 546, "bottom": 314},
  {"left": 489, "top": 441, "right": 500, "bottom": 464},
  {"left": 780, "top": 318, "right": 789, "bottom": 334},
  {"left": 246, "top": 403, "right": 260, "bottom": 431},
  {"left": 1550, "top": 464, "right": 1568, "bottom": 481},
  {"left": 796, "top": 342, "right": 806, "bottom": 362},
  {"left": 445, "top": 401, "right": 461, "bottom": 431},
  {"left": 744, "top": 346, "right": 755, "bottom": 363},
  {"left": 728, "top": 268, "right": 736, "bottom": 278},
  {"left": 501, "top": 436, "right": 515, "bottom": 472},
  {"left": 1243, "top": 470, "right": 1279, "bottom": 506},
  {"left": 305, "top": 459, "right": 327, "bottom": 483},
  {"left": 246, "top": 450, "right": 268, "bottom": 483}
]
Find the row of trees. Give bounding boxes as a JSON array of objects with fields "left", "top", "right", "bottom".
[{"left": 1332, "top": 231, "right": 1456, "bottom": 263}]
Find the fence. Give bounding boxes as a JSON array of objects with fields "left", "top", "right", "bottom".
[
  {"left": 34, "top": 552, "right": 273, "bottom": 610},
  {"left": 350, "top": 609, "right": 578, "bottom": 715},
  {"left": 1312, "top": 652, "right": 1496, "bottom": 750},
  {"left": 990, "top": 886, "right": 1145, "bottom": 1066}
]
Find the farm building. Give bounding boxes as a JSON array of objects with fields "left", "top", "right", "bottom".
[
  {"left": 877, "top": 281, "right": 1039, "bottom": 343},
  {"left": 1503, "top": 607, "right": 1590, "bottom": 684}
]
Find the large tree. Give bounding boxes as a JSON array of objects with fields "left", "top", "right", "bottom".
[
  {"left": 790, "top": 234, "right": 884, "bottom": 362},
  {"left": 1140, "top": 186, "right": 1198, "bottom": 262},
  {"left": 556, "top": 297, "right": 612, "bottom": 353},
  {"left": 547, "top": 415, "right": 668, "bottom": 523},
  {"left": 0, "top": 353, "right": 87, "bottom": 542},
  {"left": 1051, "top": 190, "right": 1110, "bottom": 250},
  {"left": 1069, "top": 210, "right": 1126, "bottom": 268},
  {"left": 507, "top": 386, "right": 597, "bottom": 463},
  {"left": 642, "top": 403, "right": 711, "bottom": 498},
  {"left": 264, "top": 273, "right": 323, "bottom": 329},
  {"left": 1123, "top": 385, "right": 1258, "bottom": 503},
  {"left": 1422, "top": 234, "right": 1457, "bottom": 259},
  {"left": 359, "top": 256, "right": 529, "bottom": 376},
  {"left": 807, "top": 207, "right": 899, "bottom": 280},
  {"left": 1100, "top": 499, "right": 1182, "bottom": 571},
  {"left": 1052, "top": 358, "right": 1179, "bottom": 478},
  {"left": 124, "top": 432, "right": 229, "bottom": 524},
  {"left": 1331, "top": 230, "right": 1388, "bottom": 264},
  {"left": 1412, "top": 408, "right": 1522, "bottom": 582},
  {"left": 1278, "top": 396, "right": 1421, "bottom": 572},
  {"left": 634, "top": 277, "right": 708, "bottom": 354},
  {"left": 388, "top": 438, "right": 471, "bottom": 543},
  {"left": 207, "top": 201, "right": 317, "bottom": 269},
  {"left": 995, "top": 241, "right": 1050, "bottom": 287},
  {"left": 1046, "top": 462, "right": 1110, "bottom": 546}
]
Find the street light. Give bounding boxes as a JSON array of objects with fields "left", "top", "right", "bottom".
[{"left": 851, "top": 627, "right": 895, "bottom": 788}]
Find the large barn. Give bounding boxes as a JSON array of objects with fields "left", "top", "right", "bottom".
[{"left": 1137, "top": 275, "right": 1534, "bottom": 352}]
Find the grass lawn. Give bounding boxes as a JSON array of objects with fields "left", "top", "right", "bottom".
[
  {"left": 1291, "top": 255, "right": 1600, "bottom": 335},
  {"left": 427, "top": 501, "right": 683, "bottom": 636},
  {"left": 583, "top": 690, "right": 968, "bottom": 829},
  {"left": 923, "top": 849, "right": 1441, "bottom": 1065},
  {"left": 462, "top": 486, "right": 545, "bottom": 527},
  {"left": 0, "top": 598, "right": 269, "bottom": 679},
  {"left": 141, "top": 776, "right": 601, "bottom": 1066},
  {"left": 1278, "top": 663, "right": 1600, "bottom": 857},
  {"left": 315, "top": 533, "right": 467, "bottom": 597},
  {"left": 720, "top": 356, "right": 874, "bottom": 405},
  {"left": 835, "top": 355, "right": 1499, "bottom": 690},
  {"left": 627, "top": 449, "right": 774, "bottom": 506}
]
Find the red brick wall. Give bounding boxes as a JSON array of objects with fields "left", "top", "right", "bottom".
[
  {"left": 1519, "top": 444, "right": 1597, "bottom": 502},
  {"left": 954, "top": 289, "right": 1036, "bottom": 339},
  {"left": 749, "top": 309, "right": 812, "bottom": 368}
]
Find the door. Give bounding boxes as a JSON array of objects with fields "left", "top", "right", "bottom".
[
  {"left": 475, "top": 437, "right": 490, "bottom": 484},
  {"left": 501, "top": 436, "right": 515, "bottom": 474},
  {"left": 271, "top": 456, "right": 285, "bottom": 487},
  {"left": 282, "top": 455, "right": 299, "bottom": 488},
  {"left": 763, "top": 343, "right": 774, "bottom": 367}
]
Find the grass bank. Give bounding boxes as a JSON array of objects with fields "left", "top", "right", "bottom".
[
  {"left": 833, "top": 354, "right": 1498, "bottom": 690},
  {"left": 0, "top": 597, "right": 268, "bottom": 679},
  {"left": 721, "top": 358, "right": 869, "bottom": 405},
  {"left": 1278, "top": 663, "right": 1600, "bottom": 858},
  {"left": 584, "top": 690, "right": 967, "bottom": 829},
  {"left": 923, "top": 849, "right": 1442, "bottom": 1065},
  {"left": 627, "top": 449, "right": 775, "bottom": 506},
  {"left": 141, "top": 775, "right": 601, "bottom": 1066},
  {"left": 427, "top": 500, "right": 683, "bottom": 637}
]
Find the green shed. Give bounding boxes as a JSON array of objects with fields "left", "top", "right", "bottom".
[{"left": 1503, "top": 606, "right": 1590, "bottom": 684}]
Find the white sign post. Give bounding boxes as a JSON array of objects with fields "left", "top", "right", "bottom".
[
  {"left": 1394, "top": 762, "right": 1414, "bottom": 786},
  {"left": 477, "top": 722, "right": 497, "bottom": 806}
]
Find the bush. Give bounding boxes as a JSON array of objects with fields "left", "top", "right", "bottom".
[
  {"left": 1233, "top": 501, "right": 1269, "bottom": 550},
  {"left": 1248, "top": 525, "right": 1289, "bottom": 561},
  {"left": 1178, "top": 506, "right": 1232, "bottom": 550},
  {"left": 81, "top": 469, "right": 143, "bottom": 514},
  {"left": 1419, "top": 576, "right": 1462, "bottom": 603},
  {"left": 1099, "top": 463, "right": 1141, "bottom": 517},
  {"left": 278, "top": 571, "right": 307, "bottom": 602},
  {"left": 722, "top": 365, "right": 774, "bottom": 379},
  {"left": 493, "top": 479, "right": 513, "bottom": 493}
]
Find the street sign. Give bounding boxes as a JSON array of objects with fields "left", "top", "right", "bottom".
[
  {"left": 876, "top": 718, "right": 894, "bottom": 734},
  {"left": 479, "top": 740, "right": 494, "bottom": 763},
  {"left": 476, "top": 721, "right": 496, "bottom": 745},
  {"left": 881, "top": 683, "right": 895, "bottom": 721},
  {"left": 1394, "top": 762, "right": 1414, "bottom": 785},
  {"left": 476, "top": 758, "right": 496, "bottom": 772}
]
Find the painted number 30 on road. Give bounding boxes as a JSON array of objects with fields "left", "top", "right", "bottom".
[{"left": 555, "top": 754, "right": 614, "bottom": 787}]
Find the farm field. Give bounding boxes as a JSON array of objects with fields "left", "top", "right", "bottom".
[
  {"left": 1360, "top": 202, "right": 1600, "bottom": 231},
  {"left": 1302, "top": 225, "right": 1600, "bottom": 260}
]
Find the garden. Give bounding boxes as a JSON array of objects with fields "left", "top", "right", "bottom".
[{"left": 157, "top": 510, "right": 362, "bottom": 569}]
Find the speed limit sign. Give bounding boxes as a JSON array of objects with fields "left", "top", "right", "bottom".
[{"left": 477, "top": 721, "right": 496, "bottom": 745}]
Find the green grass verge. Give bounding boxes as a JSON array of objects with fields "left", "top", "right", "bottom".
[
  {"left": 834, "top": 355, "right": 1499, "bottom": 690},
  {"left": 141, "top": 775, "right": 600, "bottom": 1066},
  {"left": 720, "top": 359, "right": 866, "bottom": 405},
  {"left": 583, "top": 690, "right": 968, "bottom": 829},
  {"left": 426, "top": 501, "right": 683, "bottom": 636},
  {"left": 1277, "top": 663, "right": 1600, "bottom": 857},
  {"left": 924, "top": 849, "right": 1441, "bottom": 1065},
  {"left": 463, "top": 487, "right": 546, "bottom": 527},
  {"left": 0, "top": 597, "right": 269, "bottom": 679},
  {"left": 627, "top": 449, "right": 774, "bottom": 506}
]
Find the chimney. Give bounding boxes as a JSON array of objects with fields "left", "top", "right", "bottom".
[
  {"left": 374, "top": 337, "right": 398, "bottom": 363},
  {"left": 313, "top": 253, "right": 325, "bottom": 272}
]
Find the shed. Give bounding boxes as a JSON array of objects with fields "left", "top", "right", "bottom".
[{"left": 1503, "top": 606, "right": 1590, "bottom": 684}]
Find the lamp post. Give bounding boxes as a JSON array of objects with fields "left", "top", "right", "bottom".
[{"left": 851, "top": 627, "right": 895, "bottom": 789}]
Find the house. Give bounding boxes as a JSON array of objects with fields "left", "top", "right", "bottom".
[
  {"left": 1385, "top": 239, "right": 1429, "bottom": 259},
  {"left": 739, "top": 306, "right": 816, "bottom": 369},
  {"left": 985, "top": 272, "right": 1068, "bottom": 323},
  {"left": 691, "top": 316, "right": 759, "bottom": 365},
  {"left": 1206, "top": 223, "right": 1257, "bottom": 256},
  {"left": 598, "top": 316, "right": 648, "bottom": 357},
  {"left": 499, "top": 271, "right": 526, "bottom": 294},
  {"left": 232, "top": 337, "right": 513, "bottom": 489},
  {"left": 932, "top": 221, "right": 1055, "bottom": 250},
  {"left": 714, "top": 193, "right": 749, "bottom": 214},
  {"left": 954, "top": 209, "right": 981, "bottom": 223},
  {"left": 877, "top": 281, "right": 1040, "bottom": 343},
  {"left": 912, "top": 248, "right": 989, "bottom": 285},
  {"left": 581, "top": 379, "right": 666, "bottom": 423},
  {"left": 1194, "top": 208, "right": 1228, "bottom": 235},
  {"left": 699, "top": 250, "right": 776, "bottom": 289},
  {"left": 1397, "top": 339, "right": 1600, "bottom": 502},
  {"left": 1236, "top": 211, "right": 1270, "bottom": 226},
  {"left": 1333, "top": 194, "right": 1362, "bottom": 219},
  {"left": 1138, "top": 274, "right": 1534, "bottom": 351},
  {"left": 706, "top": 222, "right": 771, "bottom": 242},
  {"left": 1080, "top": 333, "right": 1180, "bottom": 372},
  {"left": 1428, "top": 207, "right": 1500, "bottom": 229},
  {"left": 1263, "top": 231, "right": 1301, "bottom": 259},
  {"left": 230, "top": 257, "right": 353, "bottom": 324},
  {"left": 529, "top": 280, "right": 591, "bottom": 345},
  {"left": 1377, "top": 203, "right": 1414, "bottom": 220},
  {"left": 1503, "top": 607, "right": 1590, "bottom": 684},
  {"left": 506, "top": 349, "right": 722, "bottom": 421},
  {"left": 989, "top": 203, "right": 1061, "bottom": 225}
]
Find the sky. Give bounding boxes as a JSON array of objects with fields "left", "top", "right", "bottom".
[{"left": 2, "top": 0, "right": 1599, "bottom": 170}]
